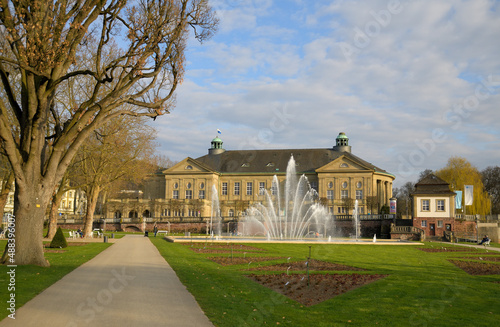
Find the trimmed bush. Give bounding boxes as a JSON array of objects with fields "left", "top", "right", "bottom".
[{"left": 50, "top": 227, "right": 68, "bottom": 248}]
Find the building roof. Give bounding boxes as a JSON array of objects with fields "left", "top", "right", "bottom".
[
  {"left": 413, "top": 174, "right": 456, "bottom": 195},
  {"left": 195, "top": 148, "right": 392, "bottom": 175},
  {"left": 337, "top": 132, "right": 349, "bottom": 139}
]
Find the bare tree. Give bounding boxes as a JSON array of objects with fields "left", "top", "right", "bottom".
[
  {"left": 0, "top": 0, "right": 217, "bottom": 265},
  {"left": 365, "top": 196, "right": 379, "bottom": 215},
  {"left": 342, "top": 197, "right": 355, "bottom": 215},
  {"left": 481, "top": 166, "right": 500, "bottom": 215},
  {"left": 73, "top": 117, "right": 157, "bottom": 237}
]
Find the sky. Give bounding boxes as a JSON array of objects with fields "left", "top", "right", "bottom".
[{"left": 152, "top": 0, "right": 500, "bottom": 187}]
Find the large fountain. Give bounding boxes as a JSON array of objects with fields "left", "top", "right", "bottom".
[{"left": 240, "top": 156, "right": 331, "bottom": 240}]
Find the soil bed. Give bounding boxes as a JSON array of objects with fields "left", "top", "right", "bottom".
[
  {"left": 248, "top": 273, "right": 387, "bottom": 306},
  {"left": 459, "top": 256, "right": 500, "bottom": 262},
  {"left": 449, "top": 260, "right": 500, "bottom": 275},
  {"left": 248, "top": 258, "right": 365, "bottom": 272},
  {"left": 208, "top": 256, "right": 284, "bottom": 266}
]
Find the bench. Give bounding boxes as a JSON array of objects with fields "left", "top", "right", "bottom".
[
  {"left": 157, "top": 230, "right": 168, "bottom": 236},
  {"left": 481, "top": 239, "right": 491, "bottom": 246}
]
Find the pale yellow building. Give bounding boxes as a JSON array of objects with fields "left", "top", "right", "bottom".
[{"left": 106, "top": 132, "right": 395, "bottom": 221}]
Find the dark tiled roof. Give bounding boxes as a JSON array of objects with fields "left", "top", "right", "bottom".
[
  {"left": 194, "top": 148, "right": 391, "bottom": 175},
  {"left": 413, "top": 174, "right": 456, "bottom": 195}
]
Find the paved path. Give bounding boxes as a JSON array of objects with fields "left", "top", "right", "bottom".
[
  {"left": 1, "top": 235, "right": 213, "bottom": 327},
  {"left": 439, "top": 241, "right": 500, "bottom": 252}
]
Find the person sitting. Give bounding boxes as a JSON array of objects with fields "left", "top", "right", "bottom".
[
  {"left": 478, "top": 235, "right": 489, "bottom": 245},
  {"left": 77, "top": 228, "right": 83, "bottom": 238}
]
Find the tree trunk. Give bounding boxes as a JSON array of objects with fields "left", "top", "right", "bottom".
[
  {"left": 83, "top": 186, "right": 100, "bottom": 237},
  {"left": 8, "top": 186, "right": 50, "bottom": 266},
  {"left": 46, "top": 190, "right": 64, "bottom": 239}
]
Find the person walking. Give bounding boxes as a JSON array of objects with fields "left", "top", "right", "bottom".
[{"left": 153, "top": 224, "right": 158, "bottom": 237}]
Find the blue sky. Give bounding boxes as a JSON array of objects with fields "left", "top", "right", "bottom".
[{"left": 153, "top": 0, "right": 500, "bottom": 187}]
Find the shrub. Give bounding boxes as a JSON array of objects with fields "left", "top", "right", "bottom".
[{"left": 50, "top": 227, "right": 68, "bottom": 248}]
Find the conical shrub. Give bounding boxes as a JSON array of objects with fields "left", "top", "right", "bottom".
[{"left": 50, "top": 227, "right": 68, "bottom": 248}]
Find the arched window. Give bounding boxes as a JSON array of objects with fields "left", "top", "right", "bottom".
[
  {"left": 129, "top": 210, "right": 138, "bottom": 218},
  {"left": 114, "top": 210, "right": 122, "bottom": 219},
  {"left": 143, "top": 210, "right": 151, "bottom": 218}
]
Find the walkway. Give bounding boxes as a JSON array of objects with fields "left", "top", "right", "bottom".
[{"left": 1, "top": 235, "right": 213, "bottom": 327}]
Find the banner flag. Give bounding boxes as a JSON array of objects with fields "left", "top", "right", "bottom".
[
  {"left": 464, "top": 185, "right": 473, "bottom": 206},
  {"left": 455, "top": 191, "right": 462, "bottom": 209},
  {"left": 217, "top": 129, "right": 222, "bottom": 134}
]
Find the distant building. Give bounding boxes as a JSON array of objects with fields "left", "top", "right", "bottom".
[
  {"left": 411, "top": 174, "right": 456, "bottom": 237},
  {"left": 106, "top": 132, "right": 395, "bottom": 221},
  {"left": 1, "top": 182, "right": 86, "bottom": 218}
]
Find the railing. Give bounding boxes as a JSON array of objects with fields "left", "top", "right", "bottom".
[
  {"left": 334, "top": 214, "right": 395, "bottom": 221},
  {"left": 391, "top": 225, "right": 423, "bottom": 234}
]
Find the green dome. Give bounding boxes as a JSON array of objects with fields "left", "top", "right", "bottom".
[
  {"left": 212, "top": 136, "right": 222, "bottom": 143},
  {"left": 337, "top": 132, "right": 348, "bottom": 139}
]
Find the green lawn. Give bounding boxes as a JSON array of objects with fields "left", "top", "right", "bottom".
[
  {"left": 0, "top": 240, "right": 111, "bottom": 320},
  {"left": 151, "top": 239, "right": 500, "bottom": 327}
]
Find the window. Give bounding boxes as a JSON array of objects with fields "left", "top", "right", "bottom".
[
  {"left": 310, "top": 181, "right": 318, "bottom": 191},
  {"left": 342, "top": 181, "right": 348, "bottom": 188},
  {"left": 185, "top": 190, "right": 192, "bottom": 199},
  {"left": 174, "top": 183, "right": 178, "bottom": 189},
  {"left": 247, "top": 182, "right": 253, "bottom": 195},
  {"left": 222, "top": 182, "right": 228, "bottom": 195},
  {"left": 356, "top": 181, "right": 362, "bottom": 188},
  {"left": 259, "top": 182, "right": 265, "bottom": 195},
  {"left": 328, "top": 207, "right": 334, "bottom": 214},
  {"left": 341, "top": 190, "right": 348, "bottom": 199},
  {"left": 356, "top": 190, "right": 363, "bottom": 200},
  {"left": 228, "top": 209, "right": 234, "bottom": 217},
  {"left": 271, "top": 184, "right": 278, "bottom": 195},
  {"left": 421, "top": 220, "right": 427, "bottom": 227},
  {"left": 185, "top": 165, "right": 193, "bottom": 170},
  {"left": 327, "top": 190, "right": 334, "bottom": 200},
  {"left": 328, "top": 181, "right": 333, "bottom": 189},
  {"left": 437, "top": 220, "right": 443, "bottom": 228},
  {"left": 172, "top": 190, "right": 179, "bottom": 199},
  {"left": 233, "top": 182, "right": 240, "bottom": 195},
  {"left": 422, "top": 200, "right": 430, "bottom": 211},
  {"left": 340, "top": 163, "right": 349, "bottom": 168},
  {"left": 200, "top": 182, "right": 205, "bottom": 189},
  {"left": 186, "top": 182, "right": 192, "bottom": 189},
  {"left": 338, "top": 207, "right": 347, "bottom": 214},
  {"left": 436, "top": 200, "right": 445, "bottom": 211},
  {"left": 199, "top": 190, "right": 205, "bottom": 199}
]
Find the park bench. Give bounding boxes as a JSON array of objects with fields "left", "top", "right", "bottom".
[{"left": 157, "top": 230, "right": 168, "bottom": 236}]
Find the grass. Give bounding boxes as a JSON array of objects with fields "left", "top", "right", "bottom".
[
  {"left": 151, "top": 239, "right": 500, "bottom": 327},
  {"left": 0, "top": 240, "right": 111, "bottom": 321}
]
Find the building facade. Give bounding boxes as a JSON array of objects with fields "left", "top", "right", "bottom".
[
  {"left": 106, "top": 132, "right": 395, "bottom": 222},
  {"left": 412, "top": 174, "right": 456, "bottom": 237}
]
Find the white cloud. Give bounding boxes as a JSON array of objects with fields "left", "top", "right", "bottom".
[{"left": 154, "top": 0, "right": 500, "bottom": 187}]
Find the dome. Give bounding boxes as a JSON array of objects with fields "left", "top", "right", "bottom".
[{"left": 336, "top": 132, "right": 348, "bottom": 139}]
